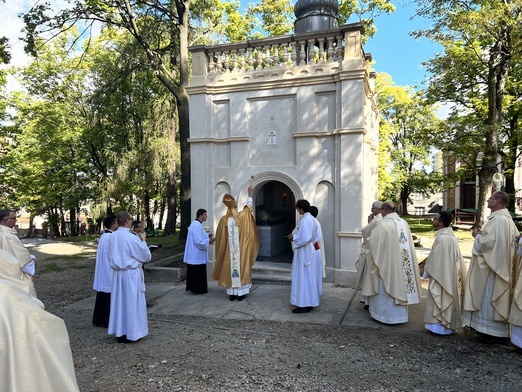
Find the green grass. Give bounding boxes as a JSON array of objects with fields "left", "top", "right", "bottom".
[
  {"left": 41, "top": 262, "right": 65, "bottom": 272},
  {"left": 68, "top": 263, "right": 88, "bottom": 269},
  {"left": 43, "top": 254, "right": 93, "bottom": 261},
  {"left": 53, "top": 233, "right": 179, "bottom": 247},
  {"left": 146, "top": 235, "right": 180, "bottom": 247},
  {"left": 55, "top": 235, "right": 100, "bottom": 242},
  {"left": 404, "top": 215, "right": 473, "bottom": 241}
]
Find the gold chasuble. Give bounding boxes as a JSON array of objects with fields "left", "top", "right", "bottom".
[
  {"left": 212, "top": 194, "right": 259, "bottom": 288},
  {"left": 0, "top": 249, "right": 79, "bottom": 391},
  {"left": 368, "top": 213, "right": 421, "bottom": 306},
  {"left": 355, "top": 213, "right": 382, "bottom": 296},
  {"left": 464, "top": 209, "right": 518, "bottom": 323},
  {"left": 425, "top": 227, "right": 467, "bottom": 330}
]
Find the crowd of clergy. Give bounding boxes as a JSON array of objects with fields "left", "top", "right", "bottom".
[
  {"left": 356, "top": 191, "right": 522, "bottom": 349},
  {"left": 5, "top": 187, "right": 522, "bottom": 389}
]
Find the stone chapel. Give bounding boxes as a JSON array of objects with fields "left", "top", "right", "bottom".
[{"left": 187, "top": 0, "right": 379, "bottom": 286}]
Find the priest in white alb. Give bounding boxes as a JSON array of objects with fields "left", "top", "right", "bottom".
[
  {"left": 424, "top": 211, "right": 467, "bottom": 335},
  {"left": 0, "top": 209, "right": 37, "bottom": 296},
  {"left": 289, "top": 199, "right": 322, "bottom": 313},
  {"left": 107, "top": 211, "right": 152, "bottom": 343},
  {"left": 463, "top": 191, "right": 519, "bottom": 340},
  {"left": 367, "top": 202, "right": 421, "bottom": 324}
]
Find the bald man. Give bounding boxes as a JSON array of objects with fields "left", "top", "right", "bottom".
[
  {"left": 463, "top": 191, "right": 519, "bottom": 341},
  {"left": 366, "top": 202, "right": 421, "bottom": 324}
]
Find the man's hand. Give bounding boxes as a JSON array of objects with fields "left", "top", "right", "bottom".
[{"left": 138, "top": 231, "right": 147, "bottom": 241}]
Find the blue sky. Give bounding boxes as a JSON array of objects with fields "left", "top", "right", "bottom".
[
  {"left": 238, "top": 0, "right": 442, "bottom": 89},
  {"left": 3, "top": 1, "right": 441, "bottom": 89},
  {"left": 364, "top": 2, "right": 442, "bottom": 88}
]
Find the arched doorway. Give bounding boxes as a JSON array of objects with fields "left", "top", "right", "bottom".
[{"left": 254, "top": 180, "right": 295, "bottom": 263}]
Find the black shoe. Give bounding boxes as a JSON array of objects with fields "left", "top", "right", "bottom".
[
  {"left": 363, "top": 305, "right": 369, "bottom": 310},
  {"left": 292, "top": 306, "right": 313, "bottom": 314},
  {"left": 477, "top": 333, "right": 508, "bottom": 344},
  {"left": 117, "top": 336, "right": 131, "bottom": 343},
  {"left": 237, "top": 295, "right": 245, "bottom": 301},
  {"left": 229, "top": 295, "right": 237, "bottom": 301}
]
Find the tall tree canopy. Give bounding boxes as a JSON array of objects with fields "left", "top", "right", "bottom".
[
  {"left": 376, "top": 72, "right": 441, "bottom": 212},
  {"left": 15, "top": 0, "right": 400, "bottom": 236},
  {"left": 413, "top": 0, "right": 522, "bottom": 226}
]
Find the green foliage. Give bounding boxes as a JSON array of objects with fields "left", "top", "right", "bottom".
[
  {"left": 0, "top": 36, "right": 11, "bottom": 64},
  {"left": 339, "top": 0, "right": 395, "bottom": 38},
  {"left": 191, "top": 0, "right": 258, "bottom": 43},
  {"left": 376, "top": 72, "right": 442, "bottom": 208},
  {"left": 247, "top": 0, "right": 295, "bottom": 37},
  {"left": 413, "top": 0, "right": 522, "bottom": 225}
]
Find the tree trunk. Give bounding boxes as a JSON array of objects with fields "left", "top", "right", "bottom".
[
  {"left": 400, "top": 185, "right": 409, "bottom": 216},
  {"left": 164, "top": 171, "right": 178, "bottom": 235},
  {"left": 144, "top": 190, "right": 152, "bottom": 229},
  {"left": 476, "top": 35, "right": 510, "bottom": 228},
  {"left": 26, "top": 215, "right": 34, "bottom": 238},
  {"left": 158, "top": 198, "right": 165, "bottom": 230},
  {"left": 177, "top": 3, "right": 191, "bottom": 241}
]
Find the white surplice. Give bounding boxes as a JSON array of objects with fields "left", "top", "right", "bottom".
[
  {"left": 107, "top": 227, "right": 152, "bottom": 341},
  {"left": 290, "top": 212, "right": 321, "bottom": 308},
  {"left": 93, "top": 230, "right": 113, "bottom": 293}
]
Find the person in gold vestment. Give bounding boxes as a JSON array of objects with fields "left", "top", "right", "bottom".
[
  {"left": 0, "top": 209, "right": 37, "bottom": 296},
  {"left": 0, "top": 248, "right": 79, "bottom": 391},
  {"left": 212, "top": 186, "right": 259, "bottom": 301},
  {"left": 355, "top": 201, "right": 383, "bottom": 307},
  {"left": 367, "top": 202, "right": 421, "bottom": 324},
  {"left": 424, "top": 211, "right": 467, "bottom": 335},
  {"left": 463, "top": 191, "right": 519, "bottom": 340}
]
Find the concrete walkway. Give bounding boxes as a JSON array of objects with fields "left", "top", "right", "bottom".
[
  {"left": 24, "top": 236, "right": 436, "bottom": 332},
  {"left": 67, "top": 280, "right": 431, "bottom": 332}
]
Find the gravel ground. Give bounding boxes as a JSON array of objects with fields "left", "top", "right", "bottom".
[{"left": 27, "top": 239, "right": 522, "bottom": 392}]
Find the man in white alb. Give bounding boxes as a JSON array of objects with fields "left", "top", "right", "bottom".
[
  {"left": 92, "top": 215, "right": 118, "bottom": 327},
  {"left": 107, "top": 211, "right": 152, "bottom": 343}
]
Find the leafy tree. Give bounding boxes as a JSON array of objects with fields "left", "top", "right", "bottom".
[
  {"left": 413, "top": 0, "right": 522, "bottom": 227},
  {"left": 339, "top": 0, "right": 396, "bottom": 38},
  {"left": 22, "top": 0, "right": 200, "bottom": 238},
  {"left": 376, "top": 72, "right": 441, "bottom": 213},
  {"left": 4, "top": 31, "right": 93, "bottom": 236},
  {"left": 247, "top": 0, "right": 295, "bottom": 37}
]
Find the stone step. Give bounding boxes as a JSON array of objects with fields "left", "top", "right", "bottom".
[{"left": 252, "top": 261, "right": 292, "bottom": 285}]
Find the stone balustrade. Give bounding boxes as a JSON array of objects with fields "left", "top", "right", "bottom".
[{"left": 189, "top": 22, "right": 369, "bottom": 82}]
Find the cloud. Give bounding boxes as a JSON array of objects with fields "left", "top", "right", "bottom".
[{"left": 1, "top": 0, "right": 31, "bottom": 67}]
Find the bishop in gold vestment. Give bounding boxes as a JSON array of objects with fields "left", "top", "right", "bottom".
[{"left": 212, "top": 187, "right": 259, "bottom": 300}]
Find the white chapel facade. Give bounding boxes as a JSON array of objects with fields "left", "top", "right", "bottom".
[{"left": 187, "top": 2, "right": 379, "bottom": 286}]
